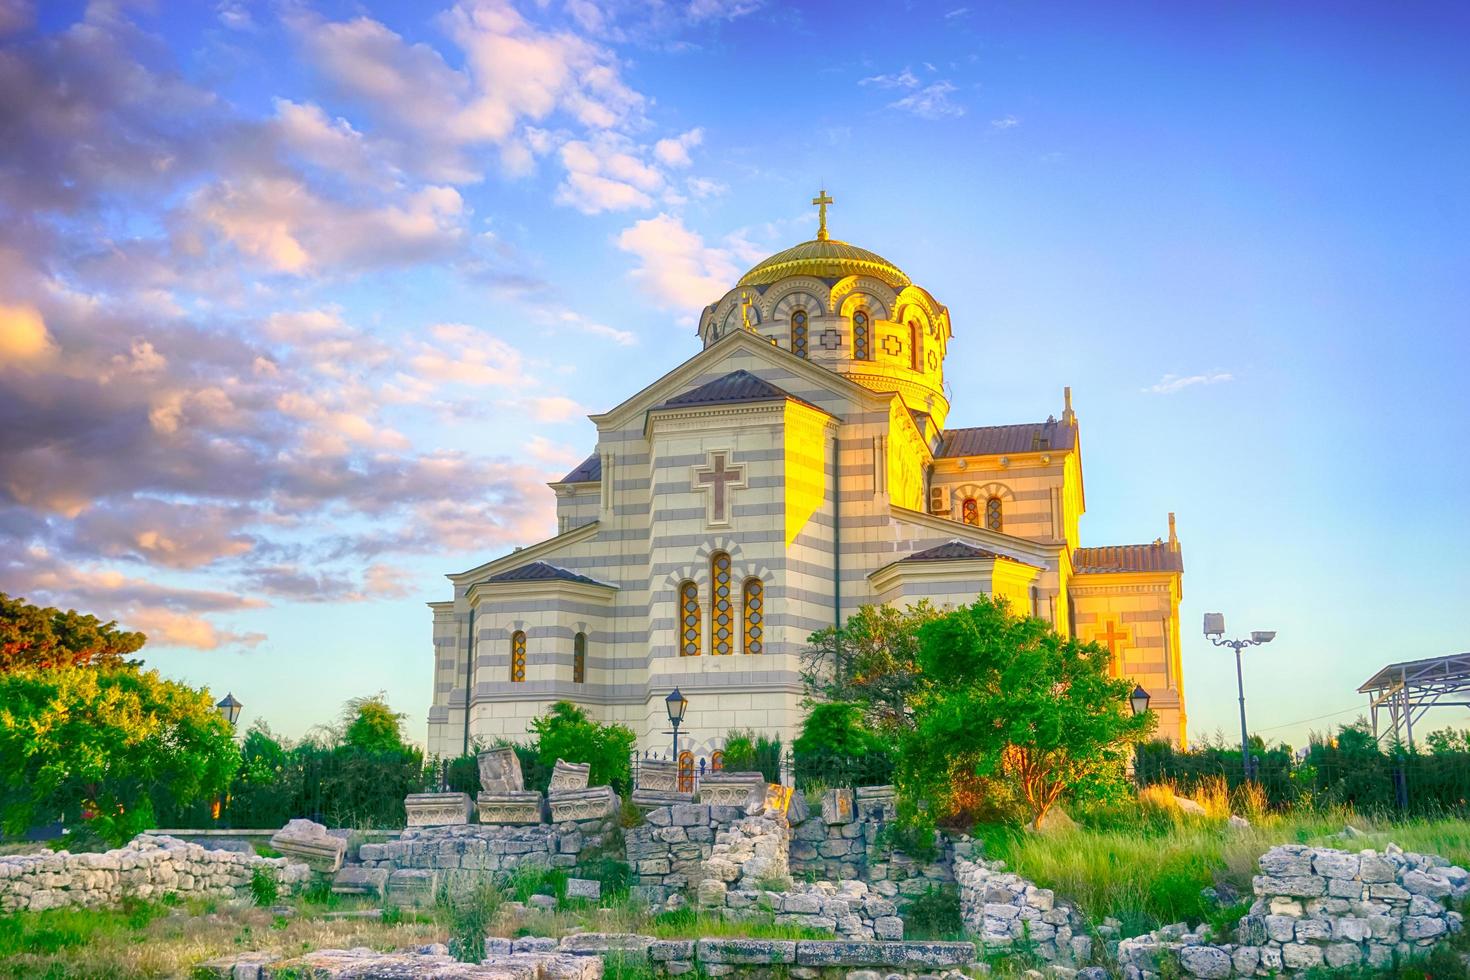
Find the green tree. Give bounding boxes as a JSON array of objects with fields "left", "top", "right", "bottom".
[
  {"left": 792, "top": 702, "right": 894, "bottom": 788},
  {"left": 0, "top": 667, "right": 239, "bottom": 843},
  {"left": 0, "top": 592, "right": 146, "bottom": 671},
  {"left": 802, "top": 601, "right": 941, "bottom": 732},
  {"left": 899, "top": 596, "right": 1154, "bottom": 827},
  {"left": 528, "top": 701, "right": 635, "bottom": 794},
  {"left": 341, "top": 694, "right": 410, "bottom": 754}
]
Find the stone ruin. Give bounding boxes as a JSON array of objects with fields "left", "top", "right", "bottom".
[
  {"left": 1115, "top": 842, "right": 1469, "bottom": 977},
  {"left": 475, "top": 746, "right": 545, "bottom": 824}
]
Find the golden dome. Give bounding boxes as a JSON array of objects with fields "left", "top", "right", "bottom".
[{"left": 737, "top": 238, "right": 911, "bottom": 289}]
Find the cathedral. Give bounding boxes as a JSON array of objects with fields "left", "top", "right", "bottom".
[{"left": 426, "top": 195, "right": 1187, "bottom": 757}]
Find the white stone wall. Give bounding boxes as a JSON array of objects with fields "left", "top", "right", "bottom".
[{"left": 0, "top": 835, "right": 310, "bottom": 912}]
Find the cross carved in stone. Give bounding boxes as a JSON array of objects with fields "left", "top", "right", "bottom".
[
  {"left": 819, "top": 328, "right": 842, "bottom": 351},
  {"left": 1093, "top": 620, "right": 1130, "bottom": 673},
  {"left": 694, "top": 451, "right": 745, "bottom": 525},
  {"left": 881, "top": 335, "right": 903, "bottom": 357}
]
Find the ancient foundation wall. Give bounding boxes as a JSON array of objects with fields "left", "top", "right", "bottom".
[{"left": 0, "top": 834, "right": 310, "bottom": 913}]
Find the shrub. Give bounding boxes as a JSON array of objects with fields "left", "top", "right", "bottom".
[
  {"left": 0, "top": 666, "right": 240, "bottom": 844},
  {"left": 722, "top": 729, "right": 783, "bottom": 783},
  {"left": 527, "top": 702, "right": 635, "bottom": 795},
  {"left": 447, "top": 880, "right": 502, "bottom": 963},
  {"left": 902, "top": 885, "right": 963, "bottom": 940},
  {"left": 248, "top": 866, "right": 279, "bottom": 906},
  {"left": 792, "top": 702, "right": 894, "bottom": 789}
]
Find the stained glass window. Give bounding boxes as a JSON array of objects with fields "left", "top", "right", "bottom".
[
  {"left": 510, "top": 630, "right": 526, "bottom": 682},
  {"left": 743, "top": 578, "right": 764, "bottom": 655},
  {"left": 792, "top": 310, "right": 808, "bottom": 358},
  {"left": 711, "top": 552, "right": 733, "bottom": 656},
  {"left": 986, "top": 496, "right": 1003, "bottom": 531},
  {"left": 679, "top": 581, "right": 701, "bottom": 657},
  {"left": 853, "top": 310, "right": 870, "bottom": 360},
  {"left": 573, "top": 632, "right": 586, "bottom": 683},
  {"left": 961, "top": 498, "right": 979, "bottom": 527}
]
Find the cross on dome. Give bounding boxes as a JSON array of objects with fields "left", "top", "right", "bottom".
[{"left": 811, "top": 188, "right": 833, "bottom": 241}]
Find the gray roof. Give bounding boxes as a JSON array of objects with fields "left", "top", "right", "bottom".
[
  {"left": 937, "top": 419, "right": 1076, "bottom": 458},
  {"left": 484, "top": 562, "right": 606, "bottom": 586},
  {"left": 901, "top": 540, "right": 1038, "bottom": 567},
  {"left": 659, "top": 369, "right": 820, "bottom": 412},
  {"left": 1073, "top": 543, "right": 1184, "bottom": 575},
  {"left": 558, "top": 453, "right": 601, "bottom": 483}
]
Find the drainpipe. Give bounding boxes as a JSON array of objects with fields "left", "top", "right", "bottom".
[
  {"left": 832, "top": 435, "right": 842, "bottom": 670},
  {"left": 462, "top": 605, "right": 475, "bottom": 758}
]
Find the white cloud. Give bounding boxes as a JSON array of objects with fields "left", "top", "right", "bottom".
[
  {"left": 890, "top": 81, "right": 965, "bottom": 120},
  {"left": 1142, "top": 371, "right": 1234, "bottom": 395},
  {"left": 860, "top": 68, "right": 919, "bottom": 90},
  {"left": 0, "top": 304, "right": 58, "bottom": 364},
  {"left": 990, "top": 115, "right": 1020, "bottom": 131},
  {"left": 616, "top": 213, "right": 741, "bottom": 320},
  {"left": 654, "top": 127, "right": 704, "bottom": 168}
]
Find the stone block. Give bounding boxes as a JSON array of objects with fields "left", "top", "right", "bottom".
[
  {"left": 1404, "top": 915, "right": 1448, "bottom": 939},
  {"left": 1177, "top": 945, "right": 1231, "bottom": 978},
  {"left": 1281, "top": 944, "right": 1323, "bottom": 969},
  {"left": 696, "top": 939, "right": 798, "bottom": 964},
  {"left": 566, "top": 878, "right": 600, "bottom": 901},
  {"left": 269, "top": 819, "right": 347, "bottom": 874},
  {"left": 549, "top": 786, "right": 618, "bottom": 823},
  {"left": 1259, "top": 848, "right": 1314, "bottom": 877},
  {"left": 698, "top": 877, "right": 727, "bottom": 907},
  {"left": 512, "top": 937, "right": 560, "bottom": 952},
  {"left": 1359, "top": 852, "right": 1398, "bottom": 882},
  {"left": 330, "top": 866, "right": 388, "bottom": 897},
  {"left": 635, "top": 758, "right": 679, "bottom": 794},
  {"left": 671, "top": 803, "right": 710, "bottom": 826},
  {"left": 874, "top": 916, "right": 903, "bottom": 940},
  {"left": 821, "top": 788, "right": 855, "bottom": 825},
  {"left": 477, "top": 791, "right": 544, "bottom": 825},
  {"left": 699, "top": 773, "right": 766, "bottom": 810},
  {"left": 1403, "top": 870, "right": 1452, "bottom": 899},
  {"left": 384, "top": 869, "right": 437, "bottom": 908},
  {"left": 404, "top": 792, "right": 473, "bottom": 827},
  {"left": 1369, "top": 882, "right": 1411, "bottom": 900},
  {"left": 1253, "top": 874, "right": 1326, "bottom": 897},
  {"left": 1324, "top": 942, "right": 1362, "bottom": 968},
  {"left": 1312, "top": 851, "right": 1360, "bottom": 880},
  {"left": 548, "top": 759, "right": 591, "bottom": 793},
  {"left": 1230, "top": 945, "right": 1259, "bottom": 976},
  {"left": 477, "top": 746, "right": 525, "bottom": 793},
  {"left": 650, "top": 940, "right": 696, "bottom": 962},
  {"left": 854, "top": 786, "right": 897, "bottom": 822},
  {"left": 787, "top": 790, "right": 811, "bottom": 826},
  {"left": 558, "top": 933, "right": 654, "bottom": 957}
]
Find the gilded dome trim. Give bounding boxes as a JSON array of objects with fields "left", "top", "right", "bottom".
[{"left": 737, "top": 239, "right": 911, "bottom": 289}]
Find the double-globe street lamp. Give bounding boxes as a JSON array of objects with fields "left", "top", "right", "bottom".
[{"left": 1203, "top": 613, "right": 1276, "bottom": 780}]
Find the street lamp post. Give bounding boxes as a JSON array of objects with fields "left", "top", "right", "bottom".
[
  {"left": 1203, "top": 613, "right": 1275, "bottom": 780},
  {"left": 665, "top": 688, "right": 688, "bottom": 759},
  {"left": 215, "top": 693, "right": 242, "bottom": 729},
  {"left": 1128, "top": 685, "right": 1150, "bottom": 780}
]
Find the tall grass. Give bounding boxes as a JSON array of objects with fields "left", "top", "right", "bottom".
[{"left": 982, "top": 783, "right": 1470, "bottom": 937}]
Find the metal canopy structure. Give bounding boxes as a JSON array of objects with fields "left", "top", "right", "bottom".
[{"left": 1358, "top": 652, "right": 1470, "bottom": 749}]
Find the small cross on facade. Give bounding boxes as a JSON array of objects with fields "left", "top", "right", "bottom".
[{"left": 694, "top": 451, "right": 746, "bottom": 525}]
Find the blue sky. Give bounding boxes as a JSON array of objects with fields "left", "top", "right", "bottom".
[{"left": 1, "top": 0, "right": 1466, "bottom": 750}]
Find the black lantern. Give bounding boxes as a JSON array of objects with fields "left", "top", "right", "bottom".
[
  {"left": 665, "top": 688, "right": 688, "bottom": 758},
  {"left": 216, "top": 692, "right": 242, "bottom": 727},
  {"left": 1129, "top": 685, "right": 1150, "bottom": 717},
  {"left": 665, "top": 688, "right": 688, "bottom": 724}
]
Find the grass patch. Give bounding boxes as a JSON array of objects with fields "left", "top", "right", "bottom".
[
  {"left": 648, "top": 907, "right": 828, "bottom": 940},
  {"left": 603, "top": 951, "right": 662, "bottom": 980},
  {"left": 982, "top": 800, "right": 1470, "bottom": 936}
]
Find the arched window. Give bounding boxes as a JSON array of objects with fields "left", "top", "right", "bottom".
[
  {"left": 573, "top": 632, "right": 586, "bottom": 683},
  {"left": 909, "top": 320, "right": 922, "bottom": 371},
  {"left": 510, "top": 630, "right": 526, "bottom": 682},
  {"left": 711, "top": 551, "right": 733, "bottom": 655},
  {"left": 852, "top": 310, "right": 871, "bottom": 360},
  {"left": 985, "top": 496, "right": 1003, "bottom": 531},
  {"left": 679, "top": 581, "right": 701, "bottom": 657},
  {"left": 742, "top": 578, "right": 764, "bottom": 655},
  {"left": 961, "top": 498, "right": 979, "bottom": 527},
  {"left": 791, "top": 310, "right": 809, "bottom": 359}
]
